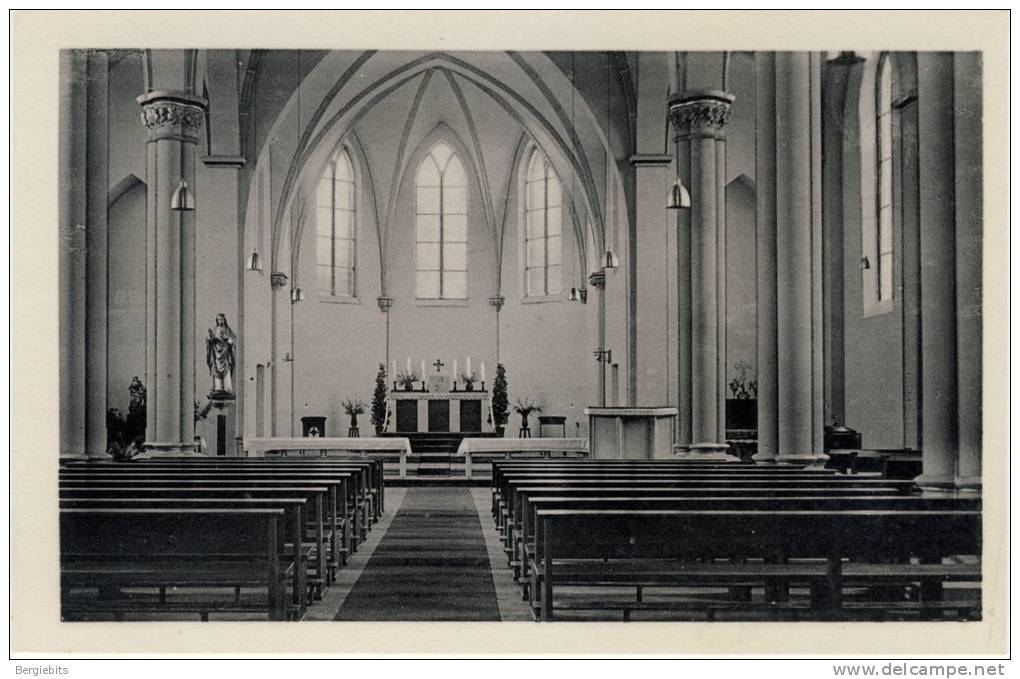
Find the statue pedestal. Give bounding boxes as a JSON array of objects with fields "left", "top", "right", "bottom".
[{"left": 207, "top": 391, "right": 238, "bottom": 456}]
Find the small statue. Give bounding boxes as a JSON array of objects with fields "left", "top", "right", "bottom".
[
  {"left": 206, "top": 313, "right": 237, "bottom": 394},
  {"left": 128, "top": 376, "right": 146, "bottom": 416}
]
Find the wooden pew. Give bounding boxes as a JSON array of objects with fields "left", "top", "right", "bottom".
[
  {"left": 59, "top": 467, "right": 364, "bottom": 541},
  {"left": 116, "top": 458, "right": 387, "bottom": 517},
  {"left": 60, "top": 497, "right": 311, "bottom": 616},
  {"left": 496, "top": 475, "right": 915, "bottom": 534},
  {"left": 503, "top": 481, "right": 905, "bottom": 554},
  {"left": 531, "top": 508, "right": 980, "bottom": 621},
  {"left": 59, "top": 477, "right": 351, "bottom": 576},
  {"left": 82, "top": 461, "right": 381, "bottom": 530},
  {"left": 61, "top": 487, "right": 329, "bottom": 599},
  {"left": 64, "top": 459, "right": 382, "bottom": 524},
  {"left": 61, "top": 507, "right": 293, "bottom": 621},
  {"left": 515, "top": 494, "right": 980, "bottom": 603}
]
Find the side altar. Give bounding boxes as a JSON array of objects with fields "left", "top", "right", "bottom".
[{"left": 387, "top": 358, "right": 493, "bottom": 434}]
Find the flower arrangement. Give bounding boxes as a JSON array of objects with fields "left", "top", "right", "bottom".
[
  {"left": 514, "top": 397, "right": 542, "bottom": 431},
  {"left": 342, "top": 398, "right": 367, "bottom": 416},
  {"left": 459, "top": 371, "right": 478, "bottom": 390},
  {"left": 514, "top": 397, "right": 542, "bottom": 417},
  {"left": 728, "top": 360, "right": 758, "bottom": 400},
  {"left": 396, "top": 370, "right": 419, "bottom": 390}
]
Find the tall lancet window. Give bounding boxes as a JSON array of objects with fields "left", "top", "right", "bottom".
[
  {"left": 415, "top": 142, "right": 468, "bottom": 299},
  {"left": 316, "top": 147, "right": 357, "bottom": 297},
  {"left": 875, "top": 54, "right": 894, "bottom": 302},
  {"left": 524, "top": 150, "right": 562, "bottom": 296}
]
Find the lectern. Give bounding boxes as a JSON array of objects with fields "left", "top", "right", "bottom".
[{"left": 584, "top": 406, "right": 678, "bottom": 459}]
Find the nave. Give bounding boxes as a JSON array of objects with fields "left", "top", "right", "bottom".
[{"left": 59, "top": 457, "right": 980, "bottom": 623}]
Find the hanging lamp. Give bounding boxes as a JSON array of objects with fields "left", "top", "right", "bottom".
[
  {"left": 568, "top": 51, "right": 585, "bottom": 303},
  {"left": 601, "top": 52, "right": 618, "bottom": 271},
  {"left": 248, "top": 75, "right": 263, "bottom": 270},
  {"left": 666, "top": 117, "right": 691, "bottom": 210},
  {"left": 170, "top": 138, "right": 195, "bottom": 211}
]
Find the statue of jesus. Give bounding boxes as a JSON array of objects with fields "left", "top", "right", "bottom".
[{"left": 206, "top": 313, "right": 236, "bottom": 394}]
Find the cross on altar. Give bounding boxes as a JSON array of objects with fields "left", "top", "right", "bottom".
[{"left": 432, "top": 359, "right": 445, "bottom": 373}]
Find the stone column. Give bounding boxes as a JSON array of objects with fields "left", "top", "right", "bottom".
[
  {"left": 59, "top": 50, "right": 88, "bottom": 459},
  {"left": 137, "top": 90, "right": 207, "bottom": 456},
  {"left": 589, "top": 270, "right": 607, "bottom": 406},
  {"left": 953, "top": 52, "right": 982, "bottom": 493},
  {"left": 753, "top": 53, "right": 778, "bottom": 464},
  {"left": 85, "top": 50, "right": 111, "bottom": 459},
  {"left": 269, "top": 271, "right": 288, "bottom": 437},
  {"left": 489, "top": 295, "right": 505, "bottom": 365},
  {"left": 821, "top": 53, "right": 863, "bottom": 427},
  {"left": 775, "top": 53, "right": 826, "bottom": 466},
  {"left": 914, "top": 53, "right": 960, "bottom": 492},
  {"left": 668, "top": 90, "right": 734, "bottom": 459},
  {"left": 755, "top": 52, "right": 828, "bottom": 467},
  {"left": 378, "top": 295, "right": 394, "bottom": 369}
]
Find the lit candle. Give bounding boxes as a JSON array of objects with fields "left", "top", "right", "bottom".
[
  {"left": 466, "top": 356, "right": 472, "bottom": 376},
  {"left": 421, "top": 360, "right": 426, "bottom": 378},
  {"left": 453, "top": 359, "right": 458, "bottom": 378},
  {"left": 392, "top": 360, "right": 397, "bottom": 379},
  {"left": 406, "top": 357, "right": 412, "bottom": 375},
  {"left": 480, "top": 362, "right": 486, "bottom": 382}
]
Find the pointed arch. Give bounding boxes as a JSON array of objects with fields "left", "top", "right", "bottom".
[{"left": 108, "top": 174, "right": 145, "bottom": 206}]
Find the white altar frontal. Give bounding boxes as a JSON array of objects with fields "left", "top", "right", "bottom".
[{"left": 388, "top": 361, "right": 492, "bottom": 434}]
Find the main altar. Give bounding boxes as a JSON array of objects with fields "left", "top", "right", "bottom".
[{"left": 387, "top": 358, "right": 493, "bottom": 434}]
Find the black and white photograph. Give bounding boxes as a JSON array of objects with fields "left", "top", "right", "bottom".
[{"left": 10, "top": 9, "right": 1009, "bottom": 660}]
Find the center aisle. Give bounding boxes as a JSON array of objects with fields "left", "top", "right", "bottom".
[{"left": 334, "top": 487, "right": 500, "bottom": 621}]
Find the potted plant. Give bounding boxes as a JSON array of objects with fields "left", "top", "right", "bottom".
[
  {"left": 343, "top": 398, "right": 366, "bottom": 431},
  {"left": 371, "top": 364, "right": 388, "bottom": 435},
  {"left": 396, "top": 370, "right": 419, "bottom": 391},
  {"left": 514, "top": 397, "right": 542, "bottom": 433},
  {"left": 491, "top": 363, "right": 509, "bottom": 437},
  {"left": 459, "top": 371, "right": 478, "bottom": 392},
  {"left": 726, "top": 360, "right": 758, "bottom": 431}
]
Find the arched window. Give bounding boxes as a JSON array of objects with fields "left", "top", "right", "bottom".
[
  {"left": 524, "top": 150, "right": 563, "bottom": 296},
  {"left": 415, "top": 142, "right": 467, "bottom": 299},
  {"left": 316, "top": 147, "right": 356, "bottom": 297},
  {"left": 875, "top": 54, "right": 894, "bottom": 302}
]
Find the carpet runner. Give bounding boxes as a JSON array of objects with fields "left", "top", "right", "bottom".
[{"left": 334, "top": 487, "right": 500, "bottom": 620}]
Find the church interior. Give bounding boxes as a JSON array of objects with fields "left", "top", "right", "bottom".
[{"left": 56, "top": 48, "right": 985, "bottom": 623}]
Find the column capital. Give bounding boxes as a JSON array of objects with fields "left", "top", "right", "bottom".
[
  {"left": 137, "top": 90, "right": 207, "bottom": 143},
  {"left": 377, "top": 295, "right": 394, "bottom": 312},
  {"left": 270, "top": 271, "right": 289, "bottom": 289},
  {"left": 828, "top": 51, "right": 865, "bottom": 67},
  {"left": 668, "top": 90, "right": 735, "bottom": 139},
  {"left": 488, "top": 295, "right": 506, "bottom": 311},
  {"left": 588, "top": 270, "right": 606, "bottom": 288}
]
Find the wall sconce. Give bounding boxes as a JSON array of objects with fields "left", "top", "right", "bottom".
[
  {"left": 601, "top": 249, "right": 619, "bottom": 270},
  {"left": 569, "top": 286, "right": 588, "bottom": 303},
  {"left": 861, "top": 256, "right": 871, "bottom": 270},
  {"left": 593, "top": 348, "right": 613, "bottom": 363},
  {"left": 290, "top": 287, "right": 304, "bottom": 303}
]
